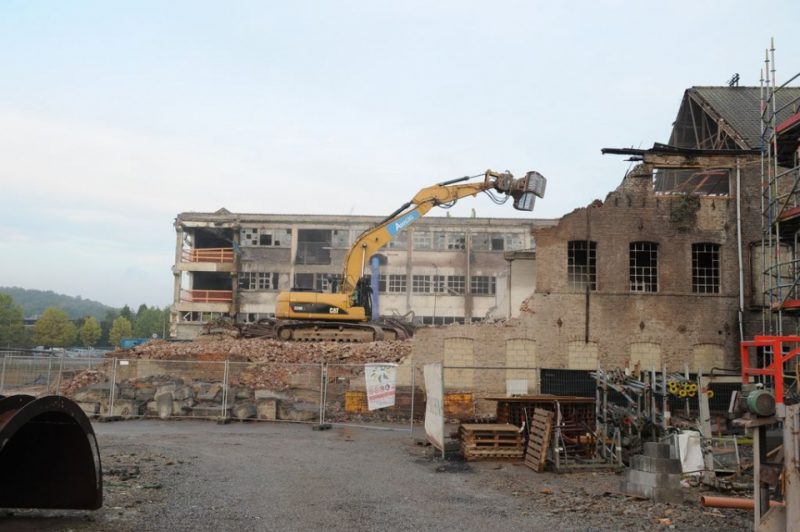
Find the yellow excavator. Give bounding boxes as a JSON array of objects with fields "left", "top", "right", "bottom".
[{"left": 272, "top": 169, "right": 546, "bottom": 341}]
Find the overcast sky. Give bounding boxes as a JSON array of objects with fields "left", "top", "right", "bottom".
[{"left": 1, "top": 1, "right": 797, "bottom": 308}]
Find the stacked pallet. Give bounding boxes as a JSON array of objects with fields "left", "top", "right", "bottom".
[{"left": 459, "top": 423, "right": 524, "bottom": 461}]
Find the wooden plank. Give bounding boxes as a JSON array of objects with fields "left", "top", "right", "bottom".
[{"left": 524, "top": 409, "right": 554, "bottom": 473}]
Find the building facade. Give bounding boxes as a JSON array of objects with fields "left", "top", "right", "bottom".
[
  {"left": 412, "top": 85, "right": 800, "bottom": 375},
  {"left": 171, "top": 211, "right": 554, "bottom": 339}
]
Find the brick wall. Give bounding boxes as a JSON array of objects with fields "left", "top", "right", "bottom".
[{"left": 410, "top": 160, "right": 764, "bottom": 377}]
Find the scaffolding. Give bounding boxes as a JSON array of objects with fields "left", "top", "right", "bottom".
[{"left": 760, "top": 39, "right": 800, "bottom": 336}]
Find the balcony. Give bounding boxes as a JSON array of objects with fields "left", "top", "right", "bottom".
[
  {"left": 182, "top": 247, "right": 234, "bottom": 263},
  {"left": 177, "top": 248, "right": 235, "bottom": 272},
  {"left": 181, "top": 289, "right": 233, "bottom": 303}
]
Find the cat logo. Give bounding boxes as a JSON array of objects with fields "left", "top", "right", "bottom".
[{"left": 329, "top": 307, "right": 339, "bottom": 314}]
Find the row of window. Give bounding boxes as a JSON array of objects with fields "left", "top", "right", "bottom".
[
  {"left": 240, "top": 227, "right": 526, "bottom": 252},
  {"left": 367, "top": 274, "right": 496, "bottom": 295},
  {"left": 567, "top": 241, "right": 720, "bottom": 293},
  {"left": 239, "top": 271, "right": 497, "bottom": 295}
]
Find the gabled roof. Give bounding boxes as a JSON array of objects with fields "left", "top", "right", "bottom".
[{"left": 672, "top": 86, "right": 800, "bottom": 150}]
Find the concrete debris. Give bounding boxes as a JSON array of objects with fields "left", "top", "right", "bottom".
[{"left": 107, "top": 337, "right": 412, "bottom": 365}]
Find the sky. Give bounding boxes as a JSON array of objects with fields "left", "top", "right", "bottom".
[{"left": 1, "top": 1, "right": 798, "bottom": 308}]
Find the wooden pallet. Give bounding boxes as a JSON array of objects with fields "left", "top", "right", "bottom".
[
  {"left": 460, "top": 423, "right": 523, "bottom": 460},
  {"left": 524, "top": 408, "right": 554, "bottom": 472}
]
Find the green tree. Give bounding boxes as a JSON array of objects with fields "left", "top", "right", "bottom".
[
  {"left": 78, "top": 316, "right": 102, "bottom": 347},
  {"left": 100, "top": 308, "right": 120, "bottom": 346},
  {"left": 0, "top": 293, "right": 25, "bottom": 347},
  {"left": 133, "top": 307, "right": 167, "bottom": 338},
  {"left": 109, "top": 316, "right": 133, "bottom": 347},
  {"left": 33, "top": 307, "right": 77, "bottom": 347}
]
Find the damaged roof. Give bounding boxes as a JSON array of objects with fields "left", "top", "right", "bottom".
[{"left": 682, "top": 86, "right": 800, "bottom": 149}]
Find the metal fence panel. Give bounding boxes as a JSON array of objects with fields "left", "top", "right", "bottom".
[
  {"left": 441, "top": 366, "right": 541, "bottom": 421},
  {"left": 323, "top": 363, "right": 420, "bottom": 431},
  {"left": 227, "top": 361, "right": 323, "bottom": 424}
]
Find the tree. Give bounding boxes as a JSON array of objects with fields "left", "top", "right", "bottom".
[
  {"left": 109, "top": 316, "right": 133, "bottom": 347},
  {"left": 100, "top": 308, "right": 120, "bottom": 346},
  {"left": 120, "top": 305, "right": 133, "bottom": 322},
  {"left": 33, "top": 307, "right": 77, "bottom": 347},
  {"left": 78, "top": 316, "right": 102, "bottom": 347},
  {"left": 0, "top": 293, "right": 25, "bottom": 347},
  {"left": 133, "top": 307, "right": 167, "bottom": 338}
]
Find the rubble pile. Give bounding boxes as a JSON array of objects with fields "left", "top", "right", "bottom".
[{"left": 107, "top": 337, "right": 412, "bottom": 365}]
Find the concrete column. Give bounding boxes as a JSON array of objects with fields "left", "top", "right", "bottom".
[{"left": 464, "top": 230, "right": 472, "bottom": 322}]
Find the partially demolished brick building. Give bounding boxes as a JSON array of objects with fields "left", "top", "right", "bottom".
[{"left": 413, "top": 86, "right": 800, "bottom": 377}]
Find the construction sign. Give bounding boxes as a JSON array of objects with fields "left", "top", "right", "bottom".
[{"left": 364, "top": 363, "right": 397, "bottom": 411}]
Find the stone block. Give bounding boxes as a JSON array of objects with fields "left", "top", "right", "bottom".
[
  {"left": 155, "top": 383, "right": 178, "bottom": 398},
  {"left": 235, "top": 387, "right": 253, "bottom": 400},
  {"left": 257, "top": 399, "right": 278, "bottom": 420},
  {"left": 134, "top": 385, "right": 156, "bottom": 402},
  {"left": 625, "top": 469, "right": 681, "bottom": 489},
  {"left": 145, "top": 401, "right": 158, "bottom": 415},
  {"left": 232, "top": 402, "right": 256, "bottom": 419},
  {"left": 155, "top": 392, "right": 173, "bottom": 419},
  {"left": 74, "top": 382, "right": 116, "bottom": 403},
  {"left": 277, "top": 402, "right": 318, "bottom": 422},
  {"left": 173, "top": 385, "right": 194, "bottom": 401},
  {"left": 119, "top": 384, "right": 136, "bottom": 400},
  {"left": 109, "top": 399, "right": 141, "bottom": 418},
  {"left": 196, "top": 383, "right": 222, "bottom": 401},
  {"left": 631, "top": 454, "right": 682, "bottom": 474},
  {"left": 172, "top": 398, "right": 192, "bottom": 416},
  {"left": 644, "top": 442, "right": 672, "bottom": 459},
  {"left": 191, "top": 402, "right": 225, "bottom": 418},
  {"left": 255, "top": 389, "right": 284, "bottom": 400}
]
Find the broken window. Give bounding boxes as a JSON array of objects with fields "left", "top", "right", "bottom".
[
  {"left": 692, "top": 243, "right": 720, "bottom": 294},
  {"left": 630, "top": 242, "right": 658, "bottom": 292},
  {"left": 296, "top": 229, "right": 331, "bottom": 265},
  {"left": 447, "top": 275, "right": 465, "bottom": 295},
  {"left": 388, "top": 274, "right": 407, "bottom": 293},
  {"left": 239, "top": 272, "right": 279, "bottom": 291},
  {"left": 240, "top": 228, "right": 290, "bottom": 247},
  {"left": 470, "top": 276, "right": 496, "bottom": 295},
  {"left": 315, "top": 274, "right": 342, "bottom": 292},
  {"left": 433, "top": 232, "right": 447, "bottom": 250},
  {"left": 413, "top": 231, "right": 432, "bottom": 250},
  {"left": 293, "top": 273, "right": 314, "bottom": 290},
  {"left": 472, "top": 233, "right": 507, "bottom": 251},
  {"left": 331, "top": 229, "right": 348, "bottom": 249},
  {"left": 505, "top": 234, "right": 524, "bottom": 251},
  {"left": 363, "top": 274, "right": 387, "bottom": 293},
  {"left": 447, "top": 233, "right": 465, "bottom": 250},
  {"left": 653, "top": 168, "right": 730, "bottom": 196},
  {"left": 568, "top": 241, "right": 597, "bottom": 291},
  {"left": 412, "top": 275, "right": 431, "bottom": 293}
]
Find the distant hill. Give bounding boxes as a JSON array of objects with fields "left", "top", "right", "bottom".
[{"left": 0, "top": 286, "right": 117, "bottom": 320}]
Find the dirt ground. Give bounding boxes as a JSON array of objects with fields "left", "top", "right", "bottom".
[{"left": 0, "top": 420, "right": 753, "bottom": 531}]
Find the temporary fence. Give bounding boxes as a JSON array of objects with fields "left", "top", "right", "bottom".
[{"left": 0, "top": 352, "right": 735, "bottom": 433}]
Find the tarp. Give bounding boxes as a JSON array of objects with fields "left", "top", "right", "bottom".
[{"left": 424, "top": 363, "right": 445, "bottom": 453}]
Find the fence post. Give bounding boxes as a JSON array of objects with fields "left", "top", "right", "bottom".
[
  {"left": 0, "top": 354, "right": 6, "bottom": 394},
  {"left": 409, "top": 362, "right": 416, "bottom": 436},
  {"left": 54, "top": 355, "right": 65, "bottom": 396},
  {"left": 46, "top": 356, "right": 53, "bottom": 395},
  {"left": 108, "top": 358, "right": 118, "bottom": 417},
  {"left": 318, "top": 362, "right": 326, "bottom": 426},
  {"left": 220, "top": 359, "right": 230, "bottom": 423}
]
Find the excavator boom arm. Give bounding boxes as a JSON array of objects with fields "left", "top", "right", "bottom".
[{"left": 339, "top": 169, "right": 546, "bottom": 293}]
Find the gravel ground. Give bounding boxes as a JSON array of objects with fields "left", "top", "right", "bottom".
[{"left": 0, "top": 420, "right": 753, "bottom": 531}]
